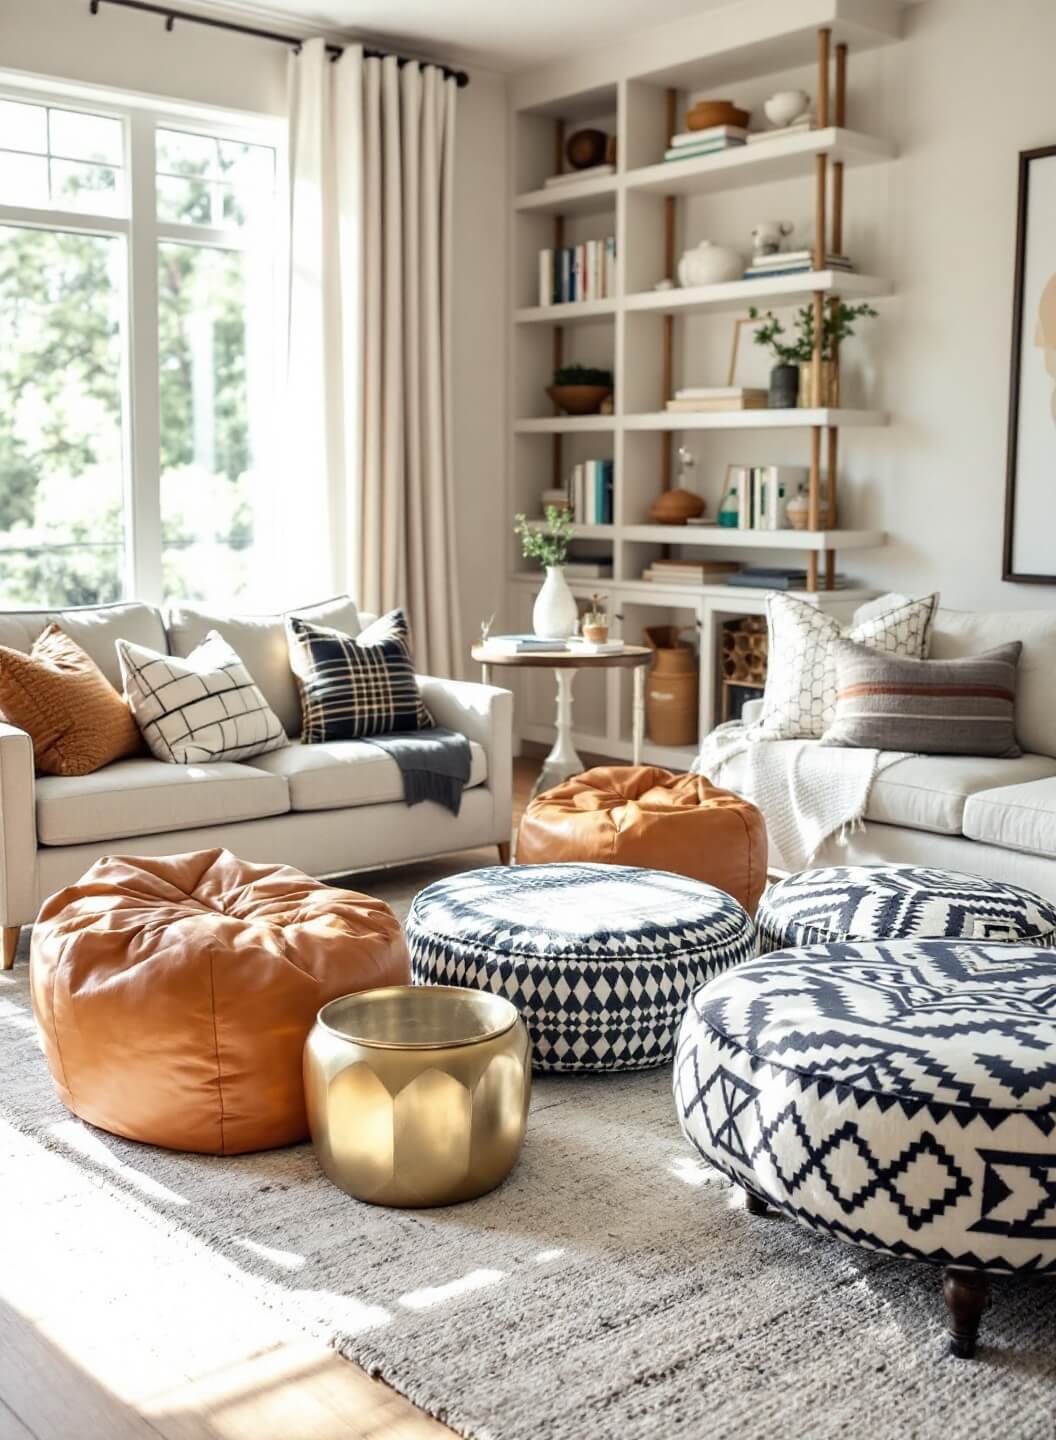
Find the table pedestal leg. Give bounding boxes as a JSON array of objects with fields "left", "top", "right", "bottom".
[
  {"left": 530, "top": 669, "right": 583, "bottom": 799},
  {"left": 632, "top": 665, "right": 646, "bottom": 766}
]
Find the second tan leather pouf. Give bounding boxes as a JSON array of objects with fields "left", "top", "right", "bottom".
[
  {"left": 31, "top": 847, "right": 410, "bottom": 1155},
  {"left": 517, "top": 765, "right": 768, "bottom": 913}
]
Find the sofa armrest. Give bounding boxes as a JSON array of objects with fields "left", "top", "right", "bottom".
[
  {"left": 417, "top": 675, "right": 513, "bottom": 843},
  {"left": 741, "top": 697, "right": 764, "bottom": 726},
  {"left": 0, "top": 722, "right": 37, "bottom": 928}
]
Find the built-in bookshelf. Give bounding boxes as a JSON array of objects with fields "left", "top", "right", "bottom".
[{"left": 503, "top": 0, "right": 902, "bottom": 766}]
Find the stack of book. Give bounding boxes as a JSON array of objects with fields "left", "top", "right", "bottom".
[
  {"left": 542, "top": 163, "right": 615, "bottom": 187},
  {"left": 726, "top": 567, "right": 849, "bottom": 591},
  {"left": 664, "top": 125, "right": 746, "bottom": 161},
  {"left": 485, "top": 634, "right": 571, "bottom": 656},
  {"left": 641, "top": 558, "right": 741, "bottom": 586},
  {"left": 665, "top": 386, "right": 767, "bottom": 413},
  {"left": 564, "top": 559, "right": 613, "bottom": 579},
  {"left": 743, "top": 248, "right": 855, "bottom": 280},
  {"left": 746, "top": 118, "right": 814, "bottom": 146},
  {"left": 727, "top": 464, "right": 808, "bottom": 530},
  {"left": 539, "top": 238, "right": 616, "bottom": 305},
  {"left": 566, "top": 459, "right": 614, "bottom": 524}
]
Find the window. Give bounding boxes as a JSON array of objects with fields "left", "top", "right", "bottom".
[{"left": 0, "top": 87, "right": 282, "bottom": 610}]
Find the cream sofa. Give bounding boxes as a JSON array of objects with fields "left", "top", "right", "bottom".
[
  {"left": 0, "top": 596, "right": 512, "bottom": 960},
  {"left": 734, "top": 607, "right": 1056, "bottom": 899}
]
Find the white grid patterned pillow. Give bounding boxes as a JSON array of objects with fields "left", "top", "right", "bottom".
[
  {"left": 117, "top": 631, "right": 288, "bottom": 764},
  {"left": 757, "top": 591, "right": 938, "bottom": 739},
  {"left": 286, "top": 609, "right": 434, "bottom": 743}
]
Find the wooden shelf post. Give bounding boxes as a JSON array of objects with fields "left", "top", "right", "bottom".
[
  {"left": 551, "top": 122, "right": 565, "bottom": 490},
  {"left": 661, "top": 88, "right": 677, "bottom": 489}
]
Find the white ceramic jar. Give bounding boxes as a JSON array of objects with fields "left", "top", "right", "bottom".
[
  {"left": 533, "top": 567, "right": 579, "bottom": 638},
  {"left": 677, "top": 241, "right": 745, "bottom": 288}
]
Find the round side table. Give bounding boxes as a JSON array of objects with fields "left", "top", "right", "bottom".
[{"left": 471, "top": 644, "right": 653, "bottom": 800}]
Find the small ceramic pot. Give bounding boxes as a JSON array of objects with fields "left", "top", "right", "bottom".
[
  {"left": 547, "top": 384, "right": 611, "bottom": 415},
  {"left": 677, "top": 241, "right": 745, "bottom": 288},
  {"left": 768, "top": 363, "right": 800, "bottom": 409},
  {"left": 764, "top": 90, "right": 811, "bottom": 128},
  {"left": 565, "top": 128, "right": 608, "bottom": 170},
  {"left": 785, "top": 493, "right": 810, "bottom": 530}
]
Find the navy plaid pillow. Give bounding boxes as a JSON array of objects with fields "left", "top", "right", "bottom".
[{"left": 286, "top": 609, "right": 434, "bottom": 743}]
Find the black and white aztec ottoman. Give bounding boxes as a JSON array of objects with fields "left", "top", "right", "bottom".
[
  {"left": 406, "top": 862, "right": 754, "bottom": 1072},
  {"left": 757, "top": 864, "right": 1056, "bottom": 953},
  {"left": 674, "top": 938, "right": 1056, "bottom": 1357}
]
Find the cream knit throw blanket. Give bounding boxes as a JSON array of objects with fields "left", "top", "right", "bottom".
[{"left": 693, "top": 722, "right": 907, "bottom": 871}]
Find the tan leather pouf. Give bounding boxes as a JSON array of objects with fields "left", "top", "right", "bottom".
[
  {"left": 517, "top": 765, "right": 768, "bottom": 914},
  {"left": 31, "top": 847, "right": 410, "bottom": 1155}
]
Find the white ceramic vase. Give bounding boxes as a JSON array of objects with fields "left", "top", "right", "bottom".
[
  {"left": 677, "top": 241, "right": 745, "bottom": 288},
  {"left": 533, "top": 567, "right": 579, "bottom": 638}
]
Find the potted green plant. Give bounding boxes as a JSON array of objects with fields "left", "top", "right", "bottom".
[
  {"left": 514, "top": 504, "right": 578, "bottom": 637},
  {"left": 748, "top": 301, "right": 878, "bottom": 408},
  {"left": 547, "top": 363, "right": 613, "bottom": 416}
]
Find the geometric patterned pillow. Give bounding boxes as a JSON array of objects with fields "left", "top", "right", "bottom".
[
  {"left": 756, "top": 590, "right": 938, "bottom": 739},
  {"left": 285, "top": 608, "right": 434, "bottom": 744},
  {"left": 116, "top": 630, "right": 288, "bottom": 764}
]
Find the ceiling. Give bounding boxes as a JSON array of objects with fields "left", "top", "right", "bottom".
[{"left": 200, "top": 0, "right": 743, "bottom": 72}]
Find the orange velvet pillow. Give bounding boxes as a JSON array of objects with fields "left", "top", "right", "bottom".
[{"left": 0, "top": 624, "right": 141, "bottom": 776}]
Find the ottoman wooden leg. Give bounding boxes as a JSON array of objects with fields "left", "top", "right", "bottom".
[
  {"left": 943, "top": 1268, "right": 990, "bottom": 1359},
  {"left": 497, "top": 842, "right": 512, "bottom": 865},
  {"left": 743, "top": 1186, "right": 770, "bottom": 1216},
  {"left": 2, "top": 926, "right": 18, "bottom": 971}
]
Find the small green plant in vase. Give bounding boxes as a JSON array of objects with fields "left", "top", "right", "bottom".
[
  {"left": 547, "top": 363, "right": 614, "bottom": 416},
  {"left": 514, "top": 505, "right": 579, "bottom": 638},
  {"left": 748, "top": 301, "right": 877, "bottom": 409}
]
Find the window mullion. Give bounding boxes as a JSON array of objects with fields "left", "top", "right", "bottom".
[{"left": 126, "top": 109, "right": 162, "bottom": 604}]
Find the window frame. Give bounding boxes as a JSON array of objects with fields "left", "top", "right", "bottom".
[{"left": 0, "top": 74, "right": 286, "bottom": 607}]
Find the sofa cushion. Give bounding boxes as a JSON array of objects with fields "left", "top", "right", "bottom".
[
  {"left": 0, "top": 603, "right": 167, "bottom": 692},
  {"left": 167, "top": 595, "right": 360, "bottom": 737},
  {"left": 931, "top": 608, "right": 1056, "bottom": 758},
  {"left": 36, "top": 757, "right": 289, "bottom": 846},
  {"left": 867, "top": 753, "right": 1056, "bottom": 835},
  {"left": 253, "top": 737, "right": 487, "bottom": 812},
  {"left": 963, "top": 778, "right": 1056, "bottom": 859}
]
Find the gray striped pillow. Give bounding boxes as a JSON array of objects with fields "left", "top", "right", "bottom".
[{"left": 821, "top": 640, "right": 1022, "bottom": 758}]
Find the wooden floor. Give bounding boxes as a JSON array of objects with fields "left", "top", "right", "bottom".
[{"left": 0, "top": 757, "right": 552, "bottom": 1440}]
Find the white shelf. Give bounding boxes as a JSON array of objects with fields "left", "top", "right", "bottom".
[
  {"left": 623, "top": 128, "right": 895, "bottom": 198},
  {"left": 622, "top": 525, "right": 886, "bottom": 550},
  {"left": 509, "top": 573, "right": 878, "bottom": 604},
  {"left": 514, "top": 175, "right": 617, "bottom": 217},
  {"left": 624, "top": 407, "right": 887, "bottom": 431},
  {"left": 514, "top": 415, "right": 616, "bottom": 434},
  {"left": 625, "top": 271, "right": 890, "bottom": 317},
  {"left": 515, "top": 297, "right": 619, "bottom": 324},
  {"left": 524, "top": 521, "right": 614, "bottom": 539}
]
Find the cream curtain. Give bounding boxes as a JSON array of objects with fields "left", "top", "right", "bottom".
[{"left": 285, "top": 42, "right": 461, "bottom": 677}]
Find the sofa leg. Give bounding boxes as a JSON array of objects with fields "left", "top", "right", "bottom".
[
  {"left": 2, "top": 926, "right": 18, "bottom": 971},
  {"left": 743, "top": 1187, "right": 770, "bottom": 1217},
  {"left": 497, "top": 842, "right": 512, "bottom": 865},
  {"left": 943, "top": 1268, "right": 990, "bottom": 1359}
]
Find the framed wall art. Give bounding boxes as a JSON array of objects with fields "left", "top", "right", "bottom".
[{"left": 1004, "top": 144, "right": 1056, "bottom": 582}]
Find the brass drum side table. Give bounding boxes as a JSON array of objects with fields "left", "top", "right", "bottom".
[{"left": 471, "top": 644, "right": 652, "bottom": 800}]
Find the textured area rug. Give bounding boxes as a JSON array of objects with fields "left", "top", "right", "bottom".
[{"left": 3, "top": 858, "right": 1056, "bottom": 1439}]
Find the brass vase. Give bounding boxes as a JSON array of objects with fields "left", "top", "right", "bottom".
[{"left": 304, "top": 985, "right": 532, "bottom": 1208}]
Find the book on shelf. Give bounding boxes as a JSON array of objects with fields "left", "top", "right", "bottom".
[
  {"left": 642, "top": 559, "right": 741, "bottom": 584},
  {"left": 542, "top": 163, "right": 615, "bottom": 187},
  {"left": 665, "top": 391, "right": 767, "bottom": 412},
  {"left": 669, "top": 125, "right": 747, "bottom": 148},
  {"left": 538, "top": 237, "right": 616, "bottom": 305},
  {"left": 684, "top": 515, "right": 718, "bottom": 526},
  {"left": 485, "top": 634, "right": 570, "bottom": 654},
  {"left": 726, "top": 569, "right": 850, "bottom": 591},
  {"left": 728, "top": 464, "right": 808, "bottom": 530},
  {"left": 569, "top": 458, "right": 614, "bottom": 525},
  {"left": 567, "top": 637, "right": 625, "bottom": 654},
  {"left": 563, "top": 560, "right": 614, "bottom": 579},
  {"left": 745, "top": 119, "right": 814, "bottom": 145},
  {"left": 664, "top": 137, "right": 744, "bottom": 161},
  {"left": 743, "top": 250, "right": 855, "bottom": 280}
]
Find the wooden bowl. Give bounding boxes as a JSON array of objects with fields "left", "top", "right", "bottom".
[
  {"left": 649, "top": 488, "right": 705, "bottom": 524},
  {"left": 547, "top": 384, "right": 612, "bottom": 416},
  {"left": 565, "top": 128, "right": 609, "bottom": 170},
  {"left": 687, "top": 100, "right": 751, "bottom": 131}
]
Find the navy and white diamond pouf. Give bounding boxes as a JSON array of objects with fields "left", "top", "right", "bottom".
[
  {"left": 674, "top": 938, "right": 1056, "bottom": 1276},
  {"left": 406, "top": 863, "right": 754, "bottom": 1072},
  {"left": 757, "top": 864, "right": 1056, "bottom": 953}
]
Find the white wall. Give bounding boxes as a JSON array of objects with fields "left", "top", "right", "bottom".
[
  {"left": 1, "top": 0, "right": 509, "bottom": 665},
  {"left": 672, "top": 0, "right": 1056, "bottom": 612}
]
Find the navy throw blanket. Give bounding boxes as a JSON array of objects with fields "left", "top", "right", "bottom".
[{"left": 364, "top": 726, "right": 472, "bottom": 815}]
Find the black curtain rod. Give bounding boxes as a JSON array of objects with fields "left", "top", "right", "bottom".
[{"left": 87, "top": 0, "right": 470, "bottom": 86}]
